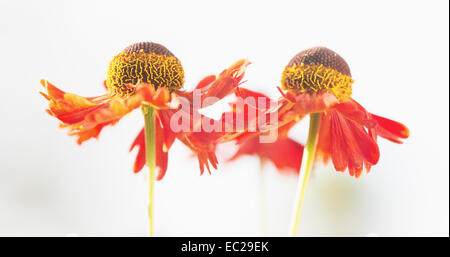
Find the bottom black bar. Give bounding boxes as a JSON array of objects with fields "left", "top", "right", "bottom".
[{"left": 0, "top": 236, "right": 447, "bottom": 256}]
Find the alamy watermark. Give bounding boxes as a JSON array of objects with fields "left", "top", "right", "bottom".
[{"left": 169, "top": 89, "right": 279, "bottom": 143}]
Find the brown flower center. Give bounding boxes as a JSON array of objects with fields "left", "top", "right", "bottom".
[
  {"left": 106, "top": 42, "right": 184, "bottom": 97},
  {"left": 281, "top": 47, "right": 353, "bottom": 101}
]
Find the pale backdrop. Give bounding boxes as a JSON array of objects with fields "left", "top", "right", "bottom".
[{"left": 0, "top": 0, "right": 448, "bottom": 236}]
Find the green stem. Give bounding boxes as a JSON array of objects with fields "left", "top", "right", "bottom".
[
  {"left": 257, "top": 164, "right": 267, "bottom": 235},
  {"left": 142, "top": 105, "right": 156, "bottom": 237},
  {"left": 289, "top": 112, "right": 322, "bottom": 236}
]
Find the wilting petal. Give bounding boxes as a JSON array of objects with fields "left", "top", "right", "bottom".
[
  {"left": 315, "top": 113, "right": 332, "bottom": 165},
  {"left": 158, "top": 107, "right": 221, "bottom": 176},
  {"left": 328, "top": 110, "right": 379, "bottom": 178},
  {"left": 40, "top": 80, "right": 110, "bottom": 124},
  {"left": 41, "top": 80, "right": 156, "bottom": 144},
  {"left": 224, "top": 85, "right": 408, "bottom": 177},
  {"left": 130, "top": 128, "right": 146, "bottom": 173},
  {"left": 129, "top": 113, "right": 176, "bottom": 180},
  {"left": 334, "top": 100, "right": 377, "bottom": 128},
  {"left": 370, "top": 113, "right": 410, "bottom": 143},
  {"left": 140, "top": 60, "right": 252, "bottom": 176},
  {"left": 177, "top": 59, "right": 251, "bottom": 108},
  {"left": 201, "top": 59, "right": 250, "bottom": 104},
  {"left": 194, "top": 75, "right": 216, "bottom": 89},
  {"left": 229, "top": 135, "right": 304, "bottom": 173}
]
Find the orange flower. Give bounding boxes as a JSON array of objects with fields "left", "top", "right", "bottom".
[
  {"left": 229, "top": 47, "right": 409, "bottom": 178},
  {"left": 41, "top": 42, "right": 250, "bottom": 180}
]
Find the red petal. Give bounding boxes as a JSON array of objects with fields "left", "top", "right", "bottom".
[
  {"left": 195, "top": 75, "right": 216, "bottom": 89},
  {"left": 229, "top": 135, "right": 304, "bottom": 173},
  {"left": 178, "top": 59, "right": 250, "bottom": 108},
  {"left": 159, "top": 108, "right": 222, "bottom": 175},
  {"left": 334, "top": 100, "right": 376, "bottom": 128},
  {"left": 370, "top": 113, "right": 410, "bottom": 143},
  {"left": 130, "top": 128, "right": 146, "bottom": 173},
  {"left": 154, "top": 115, "right": 169, "bottom": 180},
  {"left": 41, "top": 80, "right": 154, "bottom": 144},
  {"left": 336, "top": 98, "right": 409, "bottom": 144},
  {"left": 129, "top": 114, "right": 175, "bottom": 180},
  {"left": 329, "top": 112, "right": 349, "bottom": 172},
  {"left": 147, "top": 60, "right": 251, "bottom": 175},
  {"left": 315, "top": 113, "right": 332, "bottom": 164},
  {"left": 328, "top": 110, "right": 379, "bottom": 177}
]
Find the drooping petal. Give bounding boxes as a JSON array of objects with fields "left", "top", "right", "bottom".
[
  {"left": 129, "top": 112, "right": 176, "bottom": 180},
  {"left": 130, "top": 128, "right": 146, "bottom": 173},
  {"left": 41, "top": 80, "right": 159, "bottom": 144},
  {"left": 327, "top": 109, "right": 380, "bottom": 178},
  {"left": 147, "top": 60, "right": 252, "bottom": 175},
  {"left": 40, "top": 80, "right": 111, "bottom": 124},
  {"left": 334, "top": 100, "right": 377, "bottom": 128},
  {"left": 223, "top": 85, "right": 408, "bottom": 178},
  {"left": 314, "top": 98, "right": 409, "bottom": 177},
  {"left": 370, "top": 113, "right": 410, "bottom": 143},
  {"left": 315, "top": 112, "right": 332, "bottom": 165},
  {"left": 163, "top": 60, "right": 254, "bottom": 143},
  {"left": 159, "top": 108, "right": 220, "bottom": 175}
]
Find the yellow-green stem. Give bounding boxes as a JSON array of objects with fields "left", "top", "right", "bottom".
[
  {"left": 142, "top": 105, "right": 156, "bottom": 237},
  {"left": 257, "top": 162, "right": 267, "bottom": 235},
  {"left": 289, "top": 112, "right": 321, "bottom": 236}
]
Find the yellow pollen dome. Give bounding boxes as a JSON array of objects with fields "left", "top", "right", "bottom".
[
  {"left": 281, "top": 47, "right": 354, "bottom": 101},
  {"left": 106, "top": 42, "right": 185, "bottom": 97}
]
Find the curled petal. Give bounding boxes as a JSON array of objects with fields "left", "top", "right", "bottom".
[
  {"left": 41, "top": 80, "right": 155, "bottom": 144},
  {"left": 177, "top": 59, "right": 251, "bottom": 108},
  {"left": 205, "top": 59, "right": 251, "bottom": 101}
]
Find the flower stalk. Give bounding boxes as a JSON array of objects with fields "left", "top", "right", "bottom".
[
  {"left": 289, "top": 112, "right": 321, "bottom": 236},
  {"left": 142, "top": 105, "right": 156, "bottom": 237}
]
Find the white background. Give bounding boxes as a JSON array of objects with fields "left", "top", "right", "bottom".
[{"left": 0, "top": 0, "right": 448, "bottom": 236}]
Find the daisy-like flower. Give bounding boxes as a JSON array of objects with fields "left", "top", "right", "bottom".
[
  {"left": 226, "top": 47, "right": 409, "bottom": 235},
  {"left": 41, "top": 41, "right": 249, "bottom": 235},
  {"left": 231, "top": 46, "right": 409, "bottom": 176}
]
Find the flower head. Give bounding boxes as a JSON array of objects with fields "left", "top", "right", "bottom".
[
  {"left": 229, "top": 47, "right": 409, "bottom": 178},
  {"left": 41, "top": 41, "right": 249, "bottom": 179},
  {"left": 106, "top": 42, "right": 184, "bottom": 96},
  {"left": 281, "top": 47, "right": 353, "bottom": 101}
]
